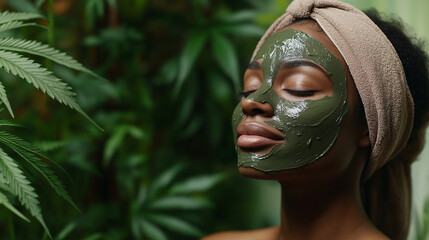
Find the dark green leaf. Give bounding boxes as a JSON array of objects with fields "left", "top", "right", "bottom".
[
  {"left": 0, "top": 190, "right": 29, "bottom": 222},
  {"left": 146, "top": 213, "right": 204, "bottom": 237},
  {"left": 169, "top": 173, "right": 224, "bottom": 195},
  {"left": 55, "top": 222, "right": 76, "bottom": 240},
  {"left": 211, "top": 32, "right": 239, "bottom": 92},
  {"left": 149, "top": 196, "right": 213, "bottom": 210},
  {"left": 154, "top": 57, "right": 179, "bottom": 85},
  {"left": 0, "top": 131, "right": 79, "bottom": 212},
  {"left": 178, "top": 115, "right": 202, "bottom": 140},
  {"left": 219, "top": 10, "right": 260, "bottom": 23},
  {"left": 139, "top": 218, "right": 168, "bottom": 240},
  {"left": 208, "top": 69, "right": 232, "bottom": 104},
  {"left": 219, "top": 23, "right": 265, "bottom": 37},
  {"left": 150, "top": 164, "right": 184, "bottom": 196},
  {"left": 104, "top": 125, "right": 128, "bottom": 166},
  {"left": 174, "top": 32, "right": 208, "bottom": 97},
  {"left": 0, "top": 80, "right": 13, "bottom": 117}
]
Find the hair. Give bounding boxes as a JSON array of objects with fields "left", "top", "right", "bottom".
[{"left": 361, "top": 9, "right": 429, "bottom": 240}]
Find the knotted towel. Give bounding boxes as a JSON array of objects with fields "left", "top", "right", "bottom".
[{"left": 251, "top": 0, "right": 414, "bottom": 180}]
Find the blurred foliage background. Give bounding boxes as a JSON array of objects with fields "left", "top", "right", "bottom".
[{"left": 0, "top": 0, "right": 427, "bottom": 239}]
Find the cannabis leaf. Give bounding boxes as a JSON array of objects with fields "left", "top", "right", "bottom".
[
  {"left": 0, "top": 11, "right": 102, "bottom": 129},
  {"left": 0, "top": 9, "right": 102, "bottom": 238}
]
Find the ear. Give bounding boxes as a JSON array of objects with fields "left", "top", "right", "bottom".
[{"left": 358, "top": 126, "right": 370, "bottom": 148}]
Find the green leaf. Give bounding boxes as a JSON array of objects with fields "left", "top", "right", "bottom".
[
  {"left": 211, "top": 32, "right": 239, "bottom": 92},
  {"left": 169, "top": 173, "right": 224, "bottom": 195},
  {"left": 0, "top": 50, "right": 101, "bottom": 130},
  {"left": 219, "top": 10, "right": 260, "bottom": 23},
  {"left": 150, "top": 164, "right": 184, "bottom": 196},
  {"left": 0, "top": 120, "right": 21, "bottom": 127},
  {"left": 174, "top": 32, "right": 208, "bottom": 97},
  {"left": 81, "top": 233, "right": 104, "bottom": 240},
  {"left": 0, "top": 21, "right": 41, "bottom": 33},
  {"left": 54, "top": 222, "right": 76, "bottom": 240},
  {"left": 0, "top": 80, "right": 13, "bottom": 117},
  {"left": 149, "top": 196, "right": 212, "bottom": 210},
  {"left": 0, "top": 147, "right": 51, "bottom": 238},
  {"left": 0, "top": 38, "right": 102, "bottom": 80},
  {"left": 147, "top": 213, "right": 204, "bottom": 237},
  {"left": 0, "top": 11, "right": 43, "bottom": 25},
  {"left": 154, "top": 57, "right": 178, "bottom": 85},
  {"left": 208, "top": 69, "right": 232, "bottom": 104},
  {"left": 138, "top": 218, "right": 168, "bottom": 240},
  {"left": 0, "top": 131, "right": 79, "bottom": 212},
  {"left": 218, "top": 23, "right": 265, "bottom": 37},
  {"left": 103, "top": 125, "right": 128, "bottom": 166},
  {"left": 35, "top": 0, "right": 46, "bottom": 8},
  {"left": 0, "top": 190, "right": 30, "bottom": 222}
]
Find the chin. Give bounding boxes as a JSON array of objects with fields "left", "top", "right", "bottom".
[{"left": 238, "top": 166, "right": 279, "bottom": 180}]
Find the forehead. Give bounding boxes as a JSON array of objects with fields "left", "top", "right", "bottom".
[
  {"left": 279, "top": 20, "right": 345, "bottom": 66},
  {"left": 274, "top": 20, "right": 358, "bottom": 105}
]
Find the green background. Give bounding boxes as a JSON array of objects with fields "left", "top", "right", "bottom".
[{"left": 0, "top": 0, "right": 427, "bottom": 239}]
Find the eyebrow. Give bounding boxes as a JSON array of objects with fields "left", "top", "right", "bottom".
[
  {"left": 247, "top": 59, "right": 332, "bottom": 79},
  {"left": 280, "top": 59, "right": 330, "bottom": 76},
  {"left": 248, "top": 61, "right": 261, "bottom": 70}
]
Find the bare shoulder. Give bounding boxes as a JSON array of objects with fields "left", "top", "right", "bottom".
[{"left": 202, "top": 226, "right": 279, "bottom": 240}]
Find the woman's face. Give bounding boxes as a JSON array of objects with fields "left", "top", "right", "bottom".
[{"left": 232, "top": 20, "right": 367, "bottom": 180}]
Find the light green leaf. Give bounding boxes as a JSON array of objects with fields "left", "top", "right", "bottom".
[
  {"left": 104, "top": 125, "right": 128, "bottom": 166},
  {"left": 0, "top": 21, "right": 41, "bottom": 33},
  {"left": 0, "top": 50, "right": 101, "bottom": 130},
  {"left": 0, "top": 147, "right": 50, "bottom": 237},
  {"left": 0, "top": 38, "right": 102, "bottom": 80},
  {"left": 218, "top": 24, "right": 265, "bottom": 37},
  {"left": 82, "top": 233, "right": 104, "bottom": 240},
  {"left": 169, "top": 173, "right": 224, "bottom": 195},
  {"left": 0, "top": 120, "right": 21, "bottom": 127},
  {"left": 0, "top": 11, "right": 43, "bottom": 25},
  {"left": 35, "top": 0, "right": 46, "bottom": 8},
  {"left": 54, "top": 222, "right": 76, "bottom": 240},
  {"left": 174, "top": 32, "right": 208, "bottom": 97},
  {"left": 211, "top": 32, "right": 239, "bottom": 92},
  {"left": 150, "top": 164, "right": 184, "bottom": 196},
  {"left": 0, "top": 131, "right": 79, "bottom": 212},
  {"left": 0, "top": 190, "right": 30, "bottom": 222},
  {"left": 139, "top": 218, "right": 168, "bottom": 240},
  {"left": 149, "top": 196, "right": 212, "bottom": 210},
  {"left": 0, "top": 80, "right": 13, "bottom": 117},
  {"left": 219, "top": 10, "right": 260, "bottom": 23},
  {"left": 147, "top": 213, "right": 204, "bottom": 237}
]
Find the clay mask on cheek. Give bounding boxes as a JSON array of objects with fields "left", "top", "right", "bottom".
[{"left": 232, "top": 29, "right": 348, "bottom": 171}]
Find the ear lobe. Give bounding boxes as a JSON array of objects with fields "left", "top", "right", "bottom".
[{"left": 359, "top": 126, "right": 370, "bottom": 148}]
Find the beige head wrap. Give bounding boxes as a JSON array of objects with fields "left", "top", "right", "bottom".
[{"left": 252, "top": 0, "right": 414, "bottom": 179}]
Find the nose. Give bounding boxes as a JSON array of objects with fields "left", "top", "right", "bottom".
[{"left": 241, "top": 98, "right": 274, "bottom": 117}]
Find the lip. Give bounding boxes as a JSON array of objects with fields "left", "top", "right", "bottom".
[{"left": 237, "top": 122, "right": 285, "bottom": 153}]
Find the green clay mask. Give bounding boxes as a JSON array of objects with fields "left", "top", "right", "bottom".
[{"left": 232, "top": 29, "right": 348, "bottom": 171}]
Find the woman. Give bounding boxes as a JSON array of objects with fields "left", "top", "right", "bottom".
[{"left": 204, "top": 0, "right": 429, "bottom": 239}]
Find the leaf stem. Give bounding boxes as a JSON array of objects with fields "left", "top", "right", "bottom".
[{"left": 47, "top": 0, "right": 55, "bottom": 70}]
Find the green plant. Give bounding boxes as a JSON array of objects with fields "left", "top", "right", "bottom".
[
  {"left": 131, "top": 164, "right": 224, "bottom": 240},
  {"left": 0, "top": 10, "right": 100, "bottom": 238},
  {"left": 414, "top": 196, "right": 429, "bottom": 240}
]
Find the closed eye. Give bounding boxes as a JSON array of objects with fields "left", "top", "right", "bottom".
[
  {"left": 239, "top": 90, "right": 257, "bottom": 98},
  {"left": 285, "top": 89, "right": 317, "bottom": 97}
]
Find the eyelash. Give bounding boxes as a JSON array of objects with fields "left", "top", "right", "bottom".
[
  {"left": 239, "top": 90, "right": 257, "bottom": 98},
  {"left": 239, "top": 89, "right": 317, "bottom": 98},
  {"left": 285, "top": 89, "right": 317, "bottom": 97}
]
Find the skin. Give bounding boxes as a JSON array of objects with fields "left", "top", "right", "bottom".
[
  {"left": 233, "top": 29, "right": 348, "bottom": 171},
  {"left": 203, "top": 20, "right": 389, "bottom": 240}
]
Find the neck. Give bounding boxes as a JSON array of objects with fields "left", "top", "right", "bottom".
[{"left": 275, "top": 171, "right": 373, "bottom": 240}]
